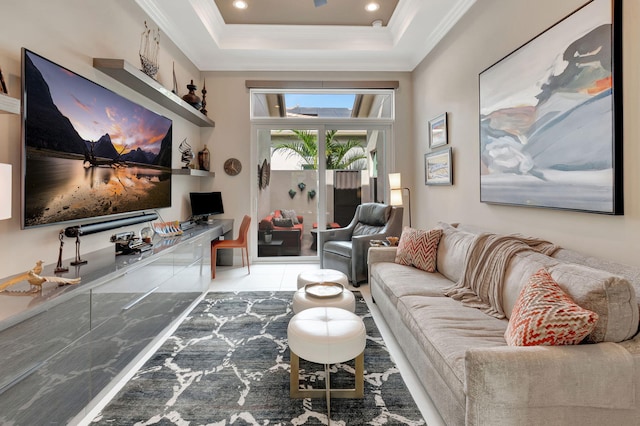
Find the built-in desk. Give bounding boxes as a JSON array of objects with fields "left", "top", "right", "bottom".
[{"left": 0, "top": 220, "right": 232, "bottom": 425}]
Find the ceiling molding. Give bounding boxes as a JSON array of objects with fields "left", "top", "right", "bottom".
[
  {"left": 405, "top": 0, "right": 478, "bottom": 69},
  {"left": 135, "top": 0, "right": 477, "bottom": 72}
]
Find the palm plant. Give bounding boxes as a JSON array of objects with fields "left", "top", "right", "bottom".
[{"left": 273, "top": 130, "right": 367, "bottom": 170}]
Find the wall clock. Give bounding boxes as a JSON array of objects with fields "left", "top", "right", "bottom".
[{"left": 224, "top": 158, "right": 242, "bottom": 176}]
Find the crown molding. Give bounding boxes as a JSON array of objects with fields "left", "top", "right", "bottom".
[{"left": 135, "top": 0, "right": 476, "bottom": 72}]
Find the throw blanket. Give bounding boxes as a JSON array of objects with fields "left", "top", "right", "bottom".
[{"left": 444, "top": 233, "right": 559, "bottom": 319}]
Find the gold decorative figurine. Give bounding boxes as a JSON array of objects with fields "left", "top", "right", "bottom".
[{"left": 0, "top": 261, "right": 81, "bottom": 294}]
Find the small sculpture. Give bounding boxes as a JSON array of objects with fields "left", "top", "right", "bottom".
[
  {"left": 179, "top": 138, "right": 194, "bottom": 169},
  {"left": 171, "top": 62, "right": 178, "bottom": 94},
  {"left": 198, "top": 145, "right": 210, "bottom": 171},
  {"left": 54, "top": 230, "right": 69, "bottom": 273},
  {"left": 139, "top": 21, "right": 160, "bottom": 79},
  {"left": 200, "top": 79, "right": 208, "bottom": 116},
  {"left": 182, "top": 80, "right": 202, "bottom": 110},
  {"left": 0, "top": 261, "right": 81, "bottom": 294}
]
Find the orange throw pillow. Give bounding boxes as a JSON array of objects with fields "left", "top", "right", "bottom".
[
  {"left": 505, "top": 268, "right": 599, "bottom": 346},
  {"left": 394, "top": 227, "right": 442, "bottom": 272}
]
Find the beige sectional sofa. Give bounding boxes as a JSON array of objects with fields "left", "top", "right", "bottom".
[{"left": 368, "top": 223, "right": 640, "bottom": 426}]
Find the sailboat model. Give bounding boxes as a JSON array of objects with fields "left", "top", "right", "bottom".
[{"left": 139, "top": 21, "right": 159, "bottom": 79}]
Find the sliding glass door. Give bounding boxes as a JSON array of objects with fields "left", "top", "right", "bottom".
[{"left": 250, "top": 89, "right": 394, "bottom": 261}]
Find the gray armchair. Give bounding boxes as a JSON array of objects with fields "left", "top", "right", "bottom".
[{"left": 319, "top": 203, "right": 403, "bottom": 286}]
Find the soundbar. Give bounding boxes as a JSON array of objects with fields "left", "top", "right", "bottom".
[{"left": 64, "top": 212, "right": 159, "bottom": 237}]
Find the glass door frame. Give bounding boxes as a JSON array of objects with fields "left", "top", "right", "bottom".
[{"left": 251, "top": 120, "right": 395, "bottom": 263}]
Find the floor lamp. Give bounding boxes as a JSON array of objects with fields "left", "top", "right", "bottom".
[{"left": 388, "top": 173, "right": 411, "bottom": 227}]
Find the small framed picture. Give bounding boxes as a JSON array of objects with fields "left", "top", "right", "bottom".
[
  {"left": 425, "top": 147, "right": 452, "bottom": 186},
  {"left": 428, "top": 112, "right": 447, "bottom": 148}
]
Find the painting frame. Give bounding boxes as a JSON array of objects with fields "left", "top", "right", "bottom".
[
  {"left": 425, "top": 147, "right": 452, "bottom": 186},
  {"left": 478, "top": 0, "right": 622, "bottom": 215},
  {"left": 428, "top": 112, "right": 448, "bottom": 148}
]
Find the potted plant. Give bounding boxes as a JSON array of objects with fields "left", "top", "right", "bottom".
[{"left": 264, "top": 228, "right": 273, "bottom": 243}]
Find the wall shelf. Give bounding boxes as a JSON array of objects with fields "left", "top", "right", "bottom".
[
  {"left": 93, "top": 58, "right": 215, "bottom": 128},
  {"left": 0, "top": 94, "right": 20, "bottom": 115},
  {"left": 172, "top": 168, "right": 215, "bottom": 177}
]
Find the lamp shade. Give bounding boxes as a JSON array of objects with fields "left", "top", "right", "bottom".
[
  {"left": 390, "top": 188, "right": 403, "bottom": 206},
  {"left": 0, "top": 163, "right": 11, "bottom": 220},
  {"left": 388, "top": 172, "right": 401, "bottom": 190}
]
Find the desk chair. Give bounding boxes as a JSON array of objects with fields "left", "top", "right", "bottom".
[{"left": 211, "top": 215, "right": 251, "bottom": 279}]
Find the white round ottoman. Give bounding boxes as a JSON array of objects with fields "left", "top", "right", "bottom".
[
  {"left": 292, "top": 286, "right": 356, "bottom": 314},
  {"left": 288, "top": 307, "right": 366, "bottom": 420},
  {"left": 297, "top": 269, "right": 348, "bottom": 289}
]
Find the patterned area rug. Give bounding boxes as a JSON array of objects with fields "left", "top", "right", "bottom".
[{"left": 92, "top": 291, "right": 425, "bottom": 425}]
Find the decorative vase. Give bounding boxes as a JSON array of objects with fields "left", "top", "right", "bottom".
[
  {"left": 200, "top": 144, "right": 211, "bottom": 171},
  {"left": 182, "top": 80, "right": 202, "bottom": 110}
]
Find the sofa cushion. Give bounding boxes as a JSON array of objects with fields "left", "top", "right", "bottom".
[
  {"left": 323, "top": 240, "right": 353, "bottom": 258},
  {"left": 396, "top": 295, "right": 508, "bottom": 398},
  {"left": 436, "top": 222, "right": 476, "bottom": 283},
  {"left": 505, "top": 268, "right": 599, "bottom": 346},
  {"left": 281, "top": 209, "right": 300, "bottom": 224},
  {"left": 273, "top": 217, "right": 293, "bottom": 227},
  {"left": 352, "top": 222, "right": 384, "bottom": 236},
  {"left": 358, "top": 203, "right": 391, "bottom": 226},
  {"left": 502, "top": 250, "right": 639, "bottom": 343},
  {"left": 395, "top": 226, "right": 442, "bottom": 272},
  {"left": 370, "top": 262, "right": 452, "bottom": 306},
  {"left": 554, "top": 248, "right": 640, "bottom": 309}
]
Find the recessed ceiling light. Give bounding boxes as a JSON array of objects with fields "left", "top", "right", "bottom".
[
  {"left": 365, "top": 2, "right": 380, "bottom": 12},
  {"left": 233, "top": 0, "right": 248, "bottom": 9}
]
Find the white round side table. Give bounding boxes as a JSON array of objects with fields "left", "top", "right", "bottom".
[{"left": 297, "top": 268, "right": 348, "bottom": 289}]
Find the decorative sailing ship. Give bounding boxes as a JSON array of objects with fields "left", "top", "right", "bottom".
[{"left": 139, "top": 21, "right": 160, "bottom": 79}]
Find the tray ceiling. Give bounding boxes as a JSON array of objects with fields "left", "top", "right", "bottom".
[{"left": 135, "top": 0, "right": 476, "bottom": 72}]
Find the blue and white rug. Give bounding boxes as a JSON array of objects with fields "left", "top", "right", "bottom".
[{"left": 92, "top": 291, "right": 425, "bottom": 425}]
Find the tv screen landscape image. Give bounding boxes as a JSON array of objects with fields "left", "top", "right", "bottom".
[{"left": 21, "top": 48, "right": 173, "bottom": 228}]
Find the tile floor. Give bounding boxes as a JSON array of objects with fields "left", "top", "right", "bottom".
[{"left": 77, "top": 261, "right": 445, "bottom": 426}]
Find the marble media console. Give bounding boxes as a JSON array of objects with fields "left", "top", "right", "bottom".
[{"left": 0, "top": 220, "right": 232, "bottom": 425}]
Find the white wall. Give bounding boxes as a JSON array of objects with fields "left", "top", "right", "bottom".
[
  {"left": 199, "top": 70, "right": 413, "bottom": 244},
  {"left": 0, "top": 0, "right": 207, "bottom": 277},
  {"left": 412, "top": 0, "right": 640, "bottom": 266}
]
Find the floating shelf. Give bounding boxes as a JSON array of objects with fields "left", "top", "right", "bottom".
[
  {"left": 0, "top": 94, "right": 19, "bottom": 115},
  {"left": 172, "top": 168, "right": 215, "bottom": 177},
  {"left": 93, "top": 58, "right": 215, "bottom": 128}
]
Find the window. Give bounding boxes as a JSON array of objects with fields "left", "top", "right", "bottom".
[{"left": 250, "top": 89, "right": 394, "bottom": 120}]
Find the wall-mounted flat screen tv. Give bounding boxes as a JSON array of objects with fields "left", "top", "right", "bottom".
[{"left": 21, "top": 48, "right": 173, "bottom": 229}]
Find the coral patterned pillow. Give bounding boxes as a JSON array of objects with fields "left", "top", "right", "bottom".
[
  {"left": 394, "top": 227, "right": 443, "bottom": 272},
  {"left": 505, "top": 268, "right": 599, "bottom": 346}
]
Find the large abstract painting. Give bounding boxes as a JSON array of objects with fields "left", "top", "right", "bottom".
[{"left": 479, "top": 0, "right": 622, "bottom": 214}]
